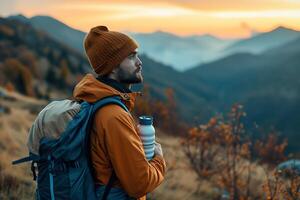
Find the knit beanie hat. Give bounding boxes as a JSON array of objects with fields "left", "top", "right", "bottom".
[{"left": 84, "top": 25, "right": 139, "bottom": 76}]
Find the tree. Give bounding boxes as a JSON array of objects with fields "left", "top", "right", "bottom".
[
  {"left": 134, "top": 85, "right": 187, "bottom": 136},
  {"left": 182, "top": 104, "right": 288, "bottom": 199},
  {"left": 3, "top": 58, "right": 34, "bottom": 96}
]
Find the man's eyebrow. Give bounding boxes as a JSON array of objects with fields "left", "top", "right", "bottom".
[{"left": 129, "top": 51, "right": 138, "bottom": 56}]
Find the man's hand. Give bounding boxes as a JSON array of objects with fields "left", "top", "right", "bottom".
[{"left": 154, "top": 142, "right": 163, "bottom": 157}]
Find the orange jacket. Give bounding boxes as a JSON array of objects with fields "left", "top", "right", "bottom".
[{"left": 73, "top": 74, "right": 166, "bottom": 199}]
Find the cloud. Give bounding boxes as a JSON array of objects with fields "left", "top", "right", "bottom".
[{"left": 213, "top": 10, "right": 300, "bottom": 18}]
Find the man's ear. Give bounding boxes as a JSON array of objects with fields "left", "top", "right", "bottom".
[
  {"left": 107, "top": 66, "right": 119, "bottom": 80},
  {"left": 111, "top": 68, "right": 118, "bottom": 75}
]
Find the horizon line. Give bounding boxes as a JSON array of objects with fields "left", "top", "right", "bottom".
[{"left": 2, "top": 13, "right": 300, "bottom": 40}]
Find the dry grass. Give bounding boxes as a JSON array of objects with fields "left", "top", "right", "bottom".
[
  {"left": 0, "top": 88, "right": 206, "bottom": 200},
  {"left": 150, "top": 131, "right": 218, "bottom": 200},
  {"left": 0, "top": 108, "right": 36, "bottom": 199},
  {"left": 0, "top": 88, "right": 41, "bottom": 199},
  {"left": 0, "top": 87, "right": 271, "bottom": 200},
  {"left": 151, "top": 130, "right": 277, "bottom": 199}
]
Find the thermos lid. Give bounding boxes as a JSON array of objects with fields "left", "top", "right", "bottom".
[{"left": 139, "top": 116, "right": 153, "bottom": 125}]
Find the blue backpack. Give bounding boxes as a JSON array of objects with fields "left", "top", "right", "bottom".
[{"left": 12, "top": 96, "right": 129, "bottom": 200}]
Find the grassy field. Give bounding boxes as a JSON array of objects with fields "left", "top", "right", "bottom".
[
  {"left": 0, "top": 88, "right": 204, "bottom": 200},
  {"left": 0, "top": 91, "right": 39, "bottom": 199},
  {"left": 2, "top": 88, "right": 283, "bottom": 199}
]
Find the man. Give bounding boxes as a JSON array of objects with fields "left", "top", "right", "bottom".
[{"left": 73, "top": 26, "right": 166, "bottom": 200}]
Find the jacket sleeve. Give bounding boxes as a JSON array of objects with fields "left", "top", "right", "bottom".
[{"left": 103, "top": 110, "right": 166, "bottom": 198}]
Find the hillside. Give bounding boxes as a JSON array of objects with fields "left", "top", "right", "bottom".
[
  {"left": 136, "top": 55, "right": 216, "bottom": 122},
  {"left": 0, "top": 16, "right": 91, "bottom": 99},
  {"left": 0, "top": 16, "right": 213, "bottom": 124},
  {"left": 8, "top": 14, "right": 86, "bottom": 54},
  {"left": 1, "top": 15, "right": 300, "bottom": 153},
  {"left": 0, "top": 87, "right": 203, "bottom": 199},
  {"left": 0, "top": 88, "right": 47, "bottom": 199},
  {"left": 7, "top": 14, "right": 237, "bottom": 71},
  {"left": 1, "top": 87, "right": 278, "bottom": 200},
  {"left": 185, "top": 36, "right": 300, "bottom": 151}
]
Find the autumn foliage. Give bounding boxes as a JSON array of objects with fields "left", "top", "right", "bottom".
[
  {"left": 134, "top": 84, "right": 188, "bottom": 136},
  {"left": 182, "top": 103, "right": 296, "bottom": 199},
  {"left": 254, "top": 134, "right": 288, "bottom": 167},
  {"left": 263, "top": 168, "right": 300, "bottom": 200}
]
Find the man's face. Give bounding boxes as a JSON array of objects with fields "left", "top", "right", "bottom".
[{"left": 115, "top": 48, "right": 143, "bottom": 84}]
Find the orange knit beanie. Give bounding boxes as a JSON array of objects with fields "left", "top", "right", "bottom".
[{"left": 84, "top": 26, "right": 139, "bottom": 76}]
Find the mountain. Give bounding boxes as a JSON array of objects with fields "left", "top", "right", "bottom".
[
  {"left": 0, "top": 16, "right": 213, "bottom": 122},
  {"left": 7, "top": 15, "right": 300, "bottom": 73},
  {"left": 0, "top": 16, "right": 91, "bottom": 98},
  {"left": 7, "top": 14, "right": 29, "bottom": 23},
  {"left": 8, "top": 14, "right": 237, "bottom": 71},
  {"left": 185, "top": 36, "right": 300, "bottom": 151},
  {"left": 225, "top": 26, "right": 300, "bottom": 55},
  {"left": 135, "top": 55, "right": 216, "bottom": 121},
  {"left": 8, "top": 14, "right": 86, "bottom": 54},
  {"left": 129, "top": 31, "right": 235, "bottom": 71},
  {"left": 265, "top": 36, "right": 300, "bottom": 57},
  {"left": 2, "top": 15, "right": 300, "bottom": 151}
]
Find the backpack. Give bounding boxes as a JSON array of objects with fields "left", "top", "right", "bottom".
[{"left": 12, "top": 96, "right": 129, "bottom": 200}]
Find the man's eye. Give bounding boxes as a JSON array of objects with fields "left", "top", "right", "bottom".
[{"left": 129, "top": 54, "right": 137, "bottom": 59}]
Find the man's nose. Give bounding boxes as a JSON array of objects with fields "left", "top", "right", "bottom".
[{"left": 136, "top": 57, "right": 142, "bottom": 68}]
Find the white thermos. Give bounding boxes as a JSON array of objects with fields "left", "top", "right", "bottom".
[{"left": 137, "top": 116, "right": 155, "bottom": 161}]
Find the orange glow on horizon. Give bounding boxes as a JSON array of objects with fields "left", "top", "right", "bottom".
[{"left": 5, "top": 0, "right": 300, "bottom": 39}]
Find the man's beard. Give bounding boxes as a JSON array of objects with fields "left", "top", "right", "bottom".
[{"left": 117, "top": 68, "right": 143, "bottom": 84}]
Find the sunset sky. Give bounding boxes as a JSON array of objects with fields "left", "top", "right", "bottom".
[{"left": 1, "top": 0, "right": 300, "bottom": 38}]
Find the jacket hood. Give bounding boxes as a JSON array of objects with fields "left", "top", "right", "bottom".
[{"left": 73, "top": 74, "right": 141, "bottom": 111}]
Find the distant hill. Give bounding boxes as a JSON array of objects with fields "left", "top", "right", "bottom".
[
  {"left": 0, "top": 17, "right": 213, "bottom": 123},
  {"left": 9, "top": 14, "right": 300, "bottom": 73},
  {"left": 265, "top": 36, "right": 300, "bottom": 57},
  {"left": 8, "top": 14, "right": 86, "bottom": 54},
  {"left": 225, "top": 26, "right": 300, "bottom": 55},
  {"left": 8, "top": 14, "right": 237, "bottom": 71},
  {"left": 185, "top": 36, "right": 300, "bottom": 151},
  {"left": 2, "top": 15, "right": 300, "bottom": 152},
  {"left": 129, "top": 31, "right": 235, "bottom": 71},
  {"left": 135, "top": 55, "right": 216, "bottom": 121},
  {"left": 0, "top": 17, "right": 91, "bottom": 98}
]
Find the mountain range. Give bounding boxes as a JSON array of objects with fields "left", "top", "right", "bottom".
[
  {"left": 225, "top": 26, "right": 300, "bottom": 55},
  {"left": 128, "top": 31, "right": 235, "bottom": 71},
  {"left": 184, "top": 38, "right": 300, "bottom": 151},
  {"left": 7, "top": 14, "right": 86, "bottom": 55},
  {"left": 1, "top": 14, "right": 300, "bottom": 152},
  {"left": 9, "top": 14, "right": 300, "bottom": 72}
]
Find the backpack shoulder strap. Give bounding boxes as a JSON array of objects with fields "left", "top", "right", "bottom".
[
  {"left": 85, "top": 96, "right": 129, "bottom": 141},
  {"left": 88, "top": 96, "right": 129, "bottom": 200},
  {"left": 92, "top": 96, "right": 129, "bottom": 114}
]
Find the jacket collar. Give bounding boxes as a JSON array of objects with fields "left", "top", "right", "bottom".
[
  {"left": 96, "top": 76, "right": 132, "bottom": 94},
  {"left": 73, "top": 74, "right": 141, "bottom": 112}
]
